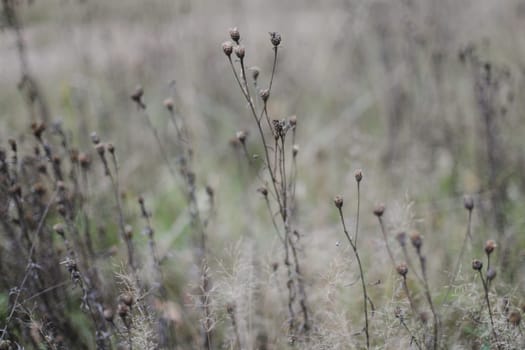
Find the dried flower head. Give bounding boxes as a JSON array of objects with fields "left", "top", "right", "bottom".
[
  {"left": 289, "top": 115, "right": 297, "bottom": 127},
  {"left": 163, "top": 98, "right": 174, "bottom": 111},
  {"left": 131, "top": 85, "right": 144, "bottom": 104},
  {"left": 485, "top": 240, "right": 497, "bottom": 255},
  {"left": 229, "top": 27, "right": 240, "bottom": 44},
  {"left": 95, "top": 143, "right": 105, "bottom": 156},
  {"left": 257, "top": 187, "right": 268, "bottom": 197},
  {"left": 373, "top": 203, "right": 385, "bottom": 217},
  {"left": 472, "top": 259, "right": 483, "bottom": 271},
  {"left": 410, "top": 231, "right": 423, "bottom": 251},
  {"left": 222, "top": 41, "right": 234, "bottom": 57},
  {"left": 486, "top": 268, "right": 497, "bottom": 281},
  {"left": 79, "top": 153, "right": 91, "bottom": 170},
  {"left": 107, "top": 143, "right": 115, "bottom": 154},
  {"left": 90, "top": 132, "right": 100, "bottom": 145},
  {"left": 259, "top": 89, "right": 270, "bottom": 102},
  {"left": 236, "top": 130, "right": 248, "bottom": 144},
  {"left": 124, "top": 225, "right": 133, "bottom": 240},
  {"left": 355, "top": 169, "right": 363, "bottom": 183},
  {"left": 292, "top": 144, "right": 299, "bottom": 157},
  {"left": 463, "top": 195, "right": 474, "bottom": 211},
  {"left": 103, "top": 308, "right": 114, "bottom": 322},
  {"left": 250, "top": 66, "right": 260, "bottom": 81},
  {"left": 508, "top": 310, "right": 522, "bottom": 326},
  {"left": 396, "top": 232, "right": 407, "bottom": 247},
  {"left": 269, "top": 32, "right": 282, "bottom": 47},
  {"left": 234, "top": 45, "right": 245, "bottom": 59},
  {"left": 396, "top": 263, "right": 408, "bottom": 277},
  {"left": 334, "top": 195, "right": 344, "bottom": 209}
]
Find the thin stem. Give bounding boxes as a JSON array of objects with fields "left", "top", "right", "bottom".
[
  {"left": 378, "top": 216, "right": 396, "bottom": 267},
  {"left": 416, "top": 251, "right": 439, "bottom": 350},
  {"left": 478, "top": 270, "right": 500, "bottom": 348},
  {"left": 337, "top": 208, "right": 370, "bottom": 349}
]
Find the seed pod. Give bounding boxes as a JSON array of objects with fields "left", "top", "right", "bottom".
[
  {"left": 236, "top": 130, "right": 247, "bottom": 144},
  {"left": 103, "top": 308, "right": 114, "bottom": 322},
  {"left": 464, "top": 195, "right": 474, "bottom": 211},
  {"left": 472, "top": 259, "right": 483, "bottom": 271},
  {"left": 396, "top": 263, "right": 408, "bottom": 277},
  {"left": 396, "top": 232, "right": 407, "bottom": 247},
  {"left": 222, "top": 41, "right": 234, "bottom": 57},
  {"left": 485, "top": 240, "right": 496, "bottom": 255},
  {"left": 334, "top": 195, "right": 343, "bottom": 209},
  {"left": 269, "top": 32, "right": 281, "bottom": 47},
  {"left": 373, "top": 203, "right": 385, "bottom": 217},
  {"left": 292, "top": 145, "right": 299, "bottom": 157},
  {"left": 259, "top": 89, "right": 270, "bottom": 102},
  {"left": 410, "top": 232, "right": 423, "bottom": 251},
  {"left": 486, "top": 268, "right": 497, "bottom": 281},
  {"left": 354, "top": 169, "right": 363, "bottom": 183},
  {"left": 234, "top": 45, "right": 245, "bottom": 59},
  {"left": 229, "top": 27, "right": 240, "bottom": 44},
  {"left": 131, "top": 85, "right": 144, "bottom": 104},
  {"left": 163, "top": 98, "right": 174, "bottom": 111}
]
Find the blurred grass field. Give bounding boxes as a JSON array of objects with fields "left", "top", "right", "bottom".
[{"left": 1, "top": 0, "right": 525, "bottom": 348}]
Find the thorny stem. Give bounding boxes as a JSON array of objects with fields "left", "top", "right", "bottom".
[{"left": 337, "top": 208, "right": 370, "bottom": 349}]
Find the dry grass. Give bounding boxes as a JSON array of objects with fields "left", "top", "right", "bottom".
[{"left": 0, "top": 0, "right": 525, "bottom": 349}]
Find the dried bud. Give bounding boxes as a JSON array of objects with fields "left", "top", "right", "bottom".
[
  {"left": 131, "top": 85, "right": 144, "bottom": 103},
  {"left": 292, "top": 145, "right": 299, "bottom": 157},
  {"left": 250, "top": 66, "right": 260, "bottom": 81},
  {"left": 53, "top": 223, "right": 66, "bottom": 237},
  {"left": 236, "top": 130, "right": 248, "bottom": 144},
  {"left": 472, "top": 259, "right": 483, "bottom": 271},
  {"left": 463, "top": 195, "right": 474, "bottom": 211},
  {"left": 124, "top": 225, "right": 133, "bottom": 240},
  {"left": 269, "top": 32, "right": 281, "bottom": 47},
  {"left": 69, "top": 149, "right": 79, "bottom": 163},
  {"left": 334, "top": 195, "right": 344, "bottom": 209},
  {"left": 257, "top": 187, "right": 268, "bottom": 197},
  {"left": 117, "top": 303, "right": 129, "bottom": 318},
  {"left": 32, "top": 182, "right": 46, "bottom": 196},
  {"left": 138, "top": 196, "right": 144, "bottom": 205},
  {"left": 354, "top": 169, "right": 363, "bottom": 183},
  {"left": 95, "top": 143, "right": 105, "bottom": 156},
  {"left": 79, "top": 153, "right": 91, "bottom": 169},
  {"left": 486, "top": 268, "right": 497, "bottom": 281},
  {"left": 107, "top": 143, "right": 115, "bottom": 154},
  {"left": 396, "top": 263, "right": 408, "bottom": 277},
  {"left": 226, "top": 302, "right": 235, "bottom": 315},
  {"left": 206, "top": 185, "right": 214, "bottom": 198},
  {"left": 396, "top": 232, "right": 407, "bottom": 247},
  {"left": 508, "top": 310, "right": 521, "bottom": 326},
  {"left": 222, "top": 41, "right": 234, "bottom": 57},
  {"left": 259, "top": 89, "right": 270, "bottom": 102},
  {"left": 272, "top": 262, "right": 279, "bottom": 271},
  {"left": 289, "top": 115, "right": 297, "bottom": 127},
  {"left": 485, "top": 240, "right": 496, "bottom": 255},
  {"left": 163, "top": 98, "right": 174, "bottom": 111},
  {"left": 120, "top": 293, "right": 134, "bottom": 307},
  {"left": 31, "top": 122, "right": 46, "bottom": 140},
  {"left": 103, "top": 308, "right": 114, "bottom": 322},
  {"left": 410, "top": 231, "right": 423, "bottom": 251},
  {"left": 90, "top": 132, "right": 100, "bottom": 145},
  {"left": 8, "top": 139, "right": 16, "bottom": 152},
  {"left": 234, "top": 45, "right": 245, "bottom": 59},
  {"left": 229, "top": 27, "right": 240, "bottom": 43},
  {"left": 373, "top": 203, "right": 385, "bottom": 217}
]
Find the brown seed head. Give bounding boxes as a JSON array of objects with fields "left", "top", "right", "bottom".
[
  {"left": 234, "top": 45, "right": 245, "bottom": 59},
  {"left": 31, "top": 122, "right": 46, "bottom": 140},
  {"left": 410, "top": 231, "right": 423, "bottom": 250},
  {"left": 289, "top": 115, "right": 297, "bottom": 127},
  {"left": 354, "top": 169, "right": 363, "bottom": 183},
  {"left": 472, "top": 259, "right": 483, "bottom": 271},
  {"left": 396, "top": 232, "right": 407, "bottom": 247},
  {"left": 334, "top": 195, "right": 344, "bottom": 209},
  {"left": 78, "top": 153, "right": 91, "bottom": 169},
  {"left": 124, "top": 225, "right": 133, "bottom": 240},
  {"left": 120, "top": 293, "right": 134, "bottom": 307},
  {"left": 95, "top": 143, "right": 105, "bottom": 156},
  {"left": 8, "top": 139, "right": 16, "bottom": 152},
  {"left": 107, "top": 143, "right": 115, "bottom": 154},
  {"left": 222, "top": 41, "right": 234, "bottom": 57},
  {"left": 269, "top": 32, "right": 282, "bottom": 47},
  {"left": 236, "top": 130, "right": 248, "bottom": 144},
  {"left": 463, "top": 195, "right": 474, "bottom": 211},
  {"left": 90, "top": 132, "right": 100, "bottom": 145},
  {"left": 292, "top": 144, "right": 299, "bottom": 157},
  {"left": 257, "top": 187, "right": 268, "bottom": 197},
  {"left": 396, "top": 263, "right": 408, "bottom": 277},
  {"left": 206, "top": 185, "right": 214, "bottom": 198},
  {"left": 226, "top": 302, "right": 235, "bottom": 315},
  {"left": 229, "top": 27, "right": 240, "bottom": 43},
  {"left": 485, "top": 240, "right": 496, "bottom": 255},
  {"left": 373, "top": 203, "right": 385, "bottom": 217},
  {"left": 103, "top": 308, "right": 114, "bottom": 322},
  {"left": 508, "top": 310, "right": 521, "bottom": 326},
  {"left": 486, "top": 268, "right": 497, "bottom": 281},
  {"left": 53, "top": 223, "right": 66, "bottom": 237},
  {"left": 259, "top": 89, "right": 270, "bottom": 102},
  {"left": 250, "top": 66, "right": 260, "bottom": 81},
  {"left": 117, "top": 303, "right": 129, "bottom": 318},
  {"left": 131, "top": 85, "right": 144, "bottom": 103},
  {"left": 163, "top": 98, "right": 174, "bottom": 111}
]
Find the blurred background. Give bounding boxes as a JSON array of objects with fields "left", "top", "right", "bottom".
[{"left": 1, "top": 0, "right": 525, "bottom": 348}]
